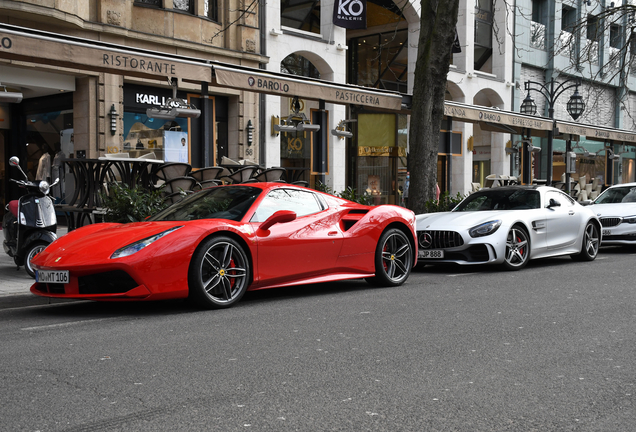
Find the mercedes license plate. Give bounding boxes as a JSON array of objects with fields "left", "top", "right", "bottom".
[
  {"left": 36, "top": 270, "right": 70, "bottom": 284},
  {"left": 419, "top": 249, "right": 444, "bottom": 259}
]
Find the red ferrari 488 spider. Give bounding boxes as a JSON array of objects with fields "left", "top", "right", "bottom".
[{"left": 31, "top": 183, "right": 417, "bottom": 308}]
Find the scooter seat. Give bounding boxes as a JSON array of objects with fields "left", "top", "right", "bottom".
[{"left": 8, "top": 200, "right": 18, "bottom": 217}]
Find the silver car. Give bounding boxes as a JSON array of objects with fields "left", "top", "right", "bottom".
[
  {"left": 588, "top": 182, "right": 636, "bottom": 246},
  {"left": 416, "top": 186, "right": 601, "bottom": 270}
]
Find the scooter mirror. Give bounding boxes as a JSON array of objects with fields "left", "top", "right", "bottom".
[{"left": 9, "top": 156, "right": 19, "bottom": 167}]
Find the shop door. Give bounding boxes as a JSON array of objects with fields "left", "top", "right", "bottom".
[{"left": 356, "top": 113, "right": 405, "bottom": 205}]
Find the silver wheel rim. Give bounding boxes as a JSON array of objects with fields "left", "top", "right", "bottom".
[
  {"left": 381, "top": 232, "right": 411, "bottom": 283},
  {"left": 505, "top": 228, "right": 529, "bottom": 267},
  {"left": 199, "top": 241, "right": 248, "bottom": 304},
  {"left": 26, "top": 245, "right": 46, "bottom": 275},
  {"left": 584, "top": 223, "right": 599, "bottom": 257}
]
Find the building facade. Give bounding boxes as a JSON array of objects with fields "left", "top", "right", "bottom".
[
  {"left": 513, "top": 0, "right": 636, "bottom": 191},
  {"left": 0, "top": 0, "right": 263, "bottom": 215}
]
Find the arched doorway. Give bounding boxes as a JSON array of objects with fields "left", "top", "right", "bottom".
[{"left": 278, "top": 53, "right": 327, "bottom": 187}]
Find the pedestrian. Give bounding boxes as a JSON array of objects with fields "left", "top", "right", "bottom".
[{"left": 403, "top": 172, "right": 409, "bottom": 208}]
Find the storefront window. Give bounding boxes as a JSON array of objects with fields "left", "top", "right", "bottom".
[
  {"left": 123, "top": 113, "right": 189, "bottom": 162},
  {"left": 356, "top": 113, "right": 405, "bottom": 205},
  {"left": 25, "top": 110, "right": 73, "bottom": 181},
  {"left": 279, "top": 55, "right": 321, "bottom": 185},
  {"left": 279, "top": 99, "right": 313, "bottom": 185}
]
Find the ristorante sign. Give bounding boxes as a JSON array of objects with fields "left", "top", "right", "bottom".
[
  {"left": 0, "top": 28, "right": 210, "bottom": 82},
  {"left": 213, "top": 65, "right": 403, "bottom": 110}
]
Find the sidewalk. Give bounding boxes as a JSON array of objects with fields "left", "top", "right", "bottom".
[{"left": 0, "top": 226, "right": 68, "bottom": 297}]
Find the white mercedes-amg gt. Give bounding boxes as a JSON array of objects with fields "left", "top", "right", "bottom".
[{"left": 415, "top": 185, "right": 601, "bottom": 270}]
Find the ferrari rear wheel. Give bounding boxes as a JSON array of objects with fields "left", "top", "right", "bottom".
[
  {"left": 502, "top": 226, "right": 530, "bottom": 271},
  {"left": 366, "top": 228, "right": 413, "bottom": 287},
  {"left": 188, "top": 236, "right": 250, "bottom": 309},
  {"left": 571, "top": 221, "right": 599, "bottom": 261}
]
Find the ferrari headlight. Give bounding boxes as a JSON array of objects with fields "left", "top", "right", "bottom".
[
  {"left": 469, "top": 220, "right": 502, "bottom": 238},
  {"left": 623, "top": 215, "right": 636, "bottom": 224},
  {"left": 110, "top": 226, "right": 183, "bottom": 259}
]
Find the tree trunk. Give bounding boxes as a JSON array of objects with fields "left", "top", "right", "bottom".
[{"left": 408, "top": 0, "right": 460, "bottom": 214}]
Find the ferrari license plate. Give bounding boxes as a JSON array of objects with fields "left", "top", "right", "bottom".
[
  {"left": 602, "top": 229, "right": 612, "bottom": 236},
  {"left": 419, "top": 249, "right": 444, "bottom": 259},
  {"left": 36, "top": 270, "right": 70, "bottom": 284}
]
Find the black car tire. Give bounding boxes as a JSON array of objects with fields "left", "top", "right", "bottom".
[
  {"left": 24, "top": 241, "right": 48, "bottom": 279},
  {"left": 366, "top": 228, "right": 413, "bottom": 287},
  {"left": 188, "top": 236, "right": 250, "bottom": 309},
  {"left": 571, "top": 221, "right": 600, "bottom": 262}
]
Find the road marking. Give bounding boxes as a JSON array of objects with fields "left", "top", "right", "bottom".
[
  {"left": 0, "top": 300, "right": 87, "bottom": 313},
  {"left": 447, "top": 273, "right": 478, "bottom": 277},
  {"left": 21, "top": 318, "right": 117, "bottom": 331}
]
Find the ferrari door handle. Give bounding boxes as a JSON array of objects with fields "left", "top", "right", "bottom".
[
  {"left": 569, "top": 211, "right": 575, "bottom": 215},
  {"left": 328, "top": 231, "right": 338, "bottom": 236}
]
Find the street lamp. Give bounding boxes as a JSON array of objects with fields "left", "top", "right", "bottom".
[{"left": 520, "top": 77, "right": 585, "bottom": 185}]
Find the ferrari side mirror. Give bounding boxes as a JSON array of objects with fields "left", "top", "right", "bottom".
[{"left": 259, "top": 210, "right": 297, "bottom": 232}]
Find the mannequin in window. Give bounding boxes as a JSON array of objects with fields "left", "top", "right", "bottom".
[
  {"left": 36, "top": 144, "right": 52, "bottom": 182},
  {"left": 51, "top": 142, "right": 65, "bottom": 201}
]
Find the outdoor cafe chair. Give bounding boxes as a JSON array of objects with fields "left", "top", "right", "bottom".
[
  {"left": 255, "top": 167, "right": 286, "bottom": 182},
  {"left": 221, "top": 166, "right": 259, "bottom": 184},
  {"left": 190, "top": 166, "right": 224, "bottom": 182},
  {"left": 161, "top": 176, "right": 198, "bottom": 195},
  {"left": 155, "top": 162, "right": 192, "bottom": 181}
]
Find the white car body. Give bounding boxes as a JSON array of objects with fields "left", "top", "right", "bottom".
[
  {"left": 415, "top": 186, "right": 601, "bottom": 270},
  {"left": 588, "top": 182, "right": 636, "bottom": 246}
]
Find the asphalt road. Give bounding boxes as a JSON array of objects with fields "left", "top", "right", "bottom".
[{"left": 1, "top": 247, "right": 635, "bottom": 431}]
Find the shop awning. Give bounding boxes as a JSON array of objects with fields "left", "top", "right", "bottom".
[
  {"left": 555, "top": 120, "right": 636, "bottom": 144},
  {"left": 211, "top": 63, "right": 404, "bottom": 110},
  {"left": 444, "top": 101, "right": 553, "bottom": 136},
  {"left": 0, "top": 24, "right": 212, "bottom": 82}
]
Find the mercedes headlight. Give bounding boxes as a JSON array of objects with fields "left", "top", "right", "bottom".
[
  {"left": 110, "top": 226, "right": 183, "bottom": 259},
  {"left": 469, "top": 220, "right": 502, "bottom": 238}
]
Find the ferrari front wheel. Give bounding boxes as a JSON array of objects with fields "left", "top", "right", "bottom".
[
  {"left": 188, "top": 236, "right": 250, "bottom": 309},
  {"left": 502, "top": 226, "right": 530, "bottom": 271},
  {"left": 366, "top": 228, "right": 413, "bottom": 287}
]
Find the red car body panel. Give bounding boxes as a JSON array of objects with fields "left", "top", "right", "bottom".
[{"left": 30, "top": 183, "right": 417, "bottom": 302}]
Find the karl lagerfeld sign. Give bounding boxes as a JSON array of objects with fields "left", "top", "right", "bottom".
[{"left": 333, "top": 0, "right": 367, "bottom": 29}]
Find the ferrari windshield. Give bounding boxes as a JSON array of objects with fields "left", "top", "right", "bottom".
[
  {"left": 149, "top": 186, "right": 261, "bottom": 222},
  {"left": 454, "top": 188, "right": 541, "bottom": 212},
  {"left": 594, "top": 186, "right": 636, "bottom": 204}
]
